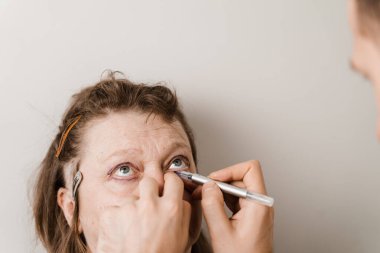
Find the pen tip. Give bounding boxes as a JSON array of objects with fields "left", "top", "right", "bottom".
[{"left": 174, "top": 171, "right": 192, "bottom": 180}]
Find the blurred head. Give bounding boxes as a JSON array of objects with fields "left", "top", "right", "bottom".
[
  {"left": 33, "top": 72, "right": 210, "bottom": 253},
  {"left": 348, "top": 0, "right": 380, "bottom": 139}
]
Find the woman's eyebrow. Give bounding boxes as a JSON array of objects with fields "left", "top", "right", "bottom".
[
  {"left": 101, "top": 148, "right": 142, "bottom": 162},
  {"left": 100, "top": 142, "right": 191, "bottom": 162},
  {"left": 164, "top": 142, "right": 191, "bottom": 156}
]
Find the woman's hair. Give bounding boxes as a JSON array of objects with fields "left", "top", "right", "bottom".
[
  {"left": 356, "top": 0, "right": 380, "bottom": 34},
  {"left": 33, "top": 71, "right": 212, "bottom": 253}
]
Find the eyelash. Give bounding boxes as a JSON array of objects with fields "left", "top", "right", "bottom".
[
  {"left": 108, "top": 155, "right": 190, "bottom": 181},
  {"left": 109, "top": 162, "right": 139, "bottom": 181},
  {"left": 167, "top": 155, "right": 190, "bottom": 171}
]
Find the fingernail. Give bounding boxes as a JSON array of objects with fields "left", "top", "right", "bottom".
[
  {"left": 208, "top": 172, "right": 216, "bottom": 176},
  {"left": 208, "top": 172, "right": 219, "bottom": 179}
]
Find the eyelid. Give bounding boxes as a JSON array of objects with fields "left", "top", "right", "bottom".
[
  {"left": 167, "top": 155, "right": 190, "bottom": 171},
  {"left": 108, "top": 162, "right": 140, "bottom": 177},
  {"left": 107, "top": 155, "right": 190, "bottom": 178}
]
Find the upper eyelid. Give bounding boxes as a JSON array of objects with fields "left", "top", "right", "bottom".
[
  {"left": 167, "top": 155, "right": 190, "bottom": 169},
  {"left": 169, "top": 154, "right": 189, "bottom": 163}
]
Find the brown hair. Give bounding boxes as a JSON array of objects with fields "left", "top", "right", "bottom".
[
  {"left": 356, "top": 0, "right": 380, "bottom": 34},
  {"left": 33, "top": 72, "right": 212, "bottom": 253}
]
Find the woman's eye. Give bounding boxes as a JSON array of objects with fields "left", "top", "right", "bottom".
[
  {"left": 168, "top": 157, "right": 189, "bottom": 170},
  {"left": 114, "top": 164, "right": 136, "bottom": 178}
]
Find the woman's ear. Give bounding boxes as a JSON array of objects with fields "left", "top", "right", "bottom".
[{"left": 57, "top": 187, "right": 75, "bottom": 227}]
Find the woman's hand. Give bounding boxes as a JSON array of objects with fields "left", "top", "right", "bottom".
[
  {"left": 198, "top": 160, "right": 274, "bottom": 253},
  {"left": 95, "top": 172, "right": 191, "bottom": 253}
]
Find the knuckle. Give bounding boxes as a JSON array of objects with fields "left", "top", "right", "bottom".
[
  {"left": 248, "top": 159, "right": 261, "bottom": 168},
  {"left": 165, "top": 199, "right": 180, "bottom": 216},
  {"left": 248, "top": 160, "right": 264, "bottom": 176}
]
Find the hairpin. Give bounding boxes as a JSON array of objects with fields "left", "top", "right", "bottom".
[
  {"left": 72, "top": 170, "right": 83, "bottom": 200},
  {"left": 55, "top": 115, "right": 81, "bottom": 158}
]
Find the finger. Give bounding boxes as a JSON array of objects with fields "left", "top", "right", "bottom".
[
  {"left": 229, "top": 180, "right": 245, "bottom": 188},
  {"left": 182, "top": 178, "right": 198, "bottom": 194},
  {"left": 192, "top": 179, "right": 245, "bottom": 201},
  {"left": 223, "top": 180, "right": 245, "bottom": 213},
  {"left": 191, "top": 185, "right": 202, "bottom": 200},
  {"left": 139, "top": 176, "right": 159, "bottom": 199},
  {"left": 163, "top": 172, "right": 184, "bottom": 201},
  {"left": 181, "top": 200, "right": 192, "bottom": 231},
  {"left": 208, "top": 160, "right": 267, "bottom": 194},
  {"left": 201, "top": 181, "right": 231, "bottom": 238}
]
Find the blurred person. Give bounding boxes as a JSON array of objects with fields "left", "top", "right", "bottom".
[{"left": 348, "top": 0, "right": 380, "bottom": 139}]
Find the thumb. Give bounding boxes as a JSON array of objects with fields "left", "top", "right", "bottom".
[{"left": 201, "top": 181, "right": 231, "bottom": 238}]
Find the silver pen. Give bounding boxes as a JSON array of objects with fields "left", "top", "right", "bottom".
[{"left": 175, "top": 171, "right": 274, "bottom": 207}]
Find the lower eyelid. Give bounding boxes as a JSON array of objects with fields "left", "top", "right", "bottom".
[
  {"left": 111, "top": 174, "right": 140, "bottom": 182},
  {"left": 111, "top": 167, "right": 140, "bottom": 180},
  {"left": 166, "top": 168, "right": 190, "bottom": 173},
  {"left": 109, "top": 162, "right": 139, "bottom": 175}
]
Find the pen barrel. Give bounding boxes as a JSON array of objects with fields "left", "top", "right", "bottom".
[
  {"left": 191, "top": 174, "right": 247, "bottom": 198},
  {"left": 247, "top": 192, "right": 274, "bottom": 207},
  {"left": 191, "top": 173, "right": 274, "bottom": 207}
]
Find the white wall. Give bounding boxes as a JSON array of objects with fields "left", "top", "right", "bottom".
[{"left": 1, "top": 0, "right": 379, "bottom": 252}]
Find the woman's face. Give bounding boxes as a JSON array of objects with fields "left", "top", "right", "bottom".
[
  {"left": 348, "top": 0, "right": 380, "bottom": 139},
  {"left": 73, "top": 111, "right": 201, "bottom": 251}
]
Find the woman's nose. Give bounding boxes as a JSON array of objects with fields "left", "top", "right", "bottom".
[{"left": 143, "top": 167, "right": 165, "bottom": 195}]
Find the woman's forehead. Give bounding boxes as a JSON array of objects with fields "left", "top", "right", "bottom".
[{"left": 80, "top": 111, "right": 190, "bottom": 157}]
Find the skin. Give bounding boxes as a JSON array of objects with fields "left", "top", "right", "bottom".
[
  {"left": 58, "top": 110, "right": 202, "bottom": 253},
  {"left": 348, "top": 0, "right": 380, "bottom": 139},
  {"left": 47, "top": 2, "right": 380, "bottom": 252},
  {"left": 57, "top": 110, "right": 274, "bottom": 253},
  {"left": 198, "top": 161, "right": 274, "bottom": 253}
]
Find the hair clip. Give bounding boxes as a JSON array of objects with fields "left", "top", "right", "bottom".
[
  {"left": 55, "top": 115, "right": 82, "bottom": 158},
  {"left": 72, "top": 171, "right": 83, "bottom": 200}
]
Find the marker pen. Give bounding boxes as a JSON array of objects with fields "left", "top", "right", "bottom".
[{"left": 175, "top": 171, "right": 274, "bottom": 207}]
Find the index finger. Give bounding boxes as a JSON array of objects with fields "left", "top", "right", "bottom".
[
  {"left": 208, "top": 160, "right": 267, "bottom": 194},
  {"left": 162, "top": 172, "right": 184, "bottom": 201}
]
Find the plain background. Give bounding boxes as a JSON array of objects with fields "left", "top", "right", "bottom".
[{"left": 1, "top": 0, "right": 379, "bottom": 252}]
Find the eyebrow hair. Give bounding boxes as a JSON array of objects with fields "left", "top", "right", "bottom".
[
  {"left": 102, "top": 148, "right": 142, "bottom": 162},
  {"left": 102, "top": 141, "right": 191, "bottom": 162},
  {"left": 163, "top": 142, "right": 191, "bottom": 157}
]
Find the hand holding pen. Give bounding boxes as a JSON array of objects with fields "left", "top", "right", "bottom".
[
  {"left": 176, "top": 171, "right": 274, "bottom": 207},
  {"left": 187, "top": 160, "right": 274, "bottom": 253}
]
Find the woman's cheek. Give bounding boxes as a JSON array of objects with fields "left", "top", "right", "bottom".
[
  {"left": 105, "top": 179, "right": 140, "bottom": 198},
  {"left": 79, "top": 181, "right": 140, "bottom": 249},
  {"left": 79, "top": 180, "right": 139, "bottom": 227}
]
